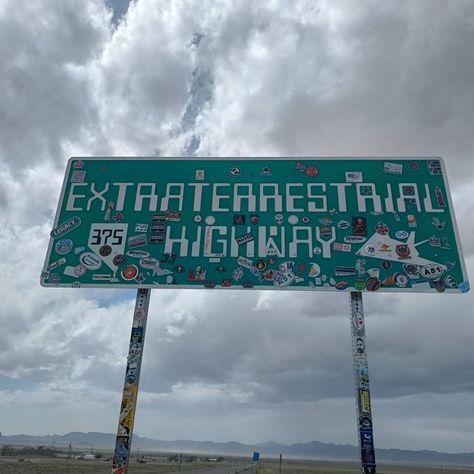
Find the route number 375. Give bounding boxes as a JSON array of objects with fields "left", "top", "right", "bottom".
[{"left": 88, "top": 223, "right": 128, "bottom": 249}]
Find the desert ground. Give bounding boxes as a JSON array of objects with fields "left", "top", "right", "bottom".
[{"left": 1, "top": 456, "right": 474, "bottom": 474}]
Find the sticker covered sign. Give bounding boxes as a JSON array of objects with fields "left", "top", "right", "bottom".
[{"left": 41, "top": 157, "right": 469, "bottom": 292}]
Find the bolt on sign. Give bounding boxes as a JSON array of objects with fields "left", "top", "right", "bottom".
[{"left": 41, "top": 157, "right": 469, "bottom": 293}]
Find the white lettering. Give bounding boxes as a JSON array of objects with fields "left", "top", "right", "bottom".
[
  {"left": 66, "top": 183, "right": 87, "bottom": 211},
  {"left": 160, "top": 183, "right": 184, "bottom": 211},
  {"left": 286, "top": 183, "right": 304, "bottom": 212},
  {"left": 307, "top": 183, "right": 327, "bottom": 212},
  {"left": 87, "top": 183, "right": 109, "bottom": 211}
]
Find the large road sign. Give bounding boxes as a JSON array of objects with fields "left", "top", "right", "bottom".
[{"left": 41, "top": 157, "right": 469, "bottom": 292}]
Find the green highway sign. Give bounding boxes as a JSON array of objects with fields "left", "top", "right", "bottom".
[{"left": 41, "top": 157, "right": 469, "bottom": 293}]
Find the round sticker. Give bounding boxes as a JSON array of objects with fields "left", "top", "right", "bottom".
[
  {"left": 80, "top": 252, "right": 102, "bottom": 270},
  {"left": 288, "top": 215, "right": 299, "bottom": 225},
  {"left": 193, "top": 215, "right": 202, "bottom": 223},
  {"left": 122, "top": 265, "right": 139, "bottom": 281},
  {"left": 230, "top": 166, "right": 241, "bottom": 177},
  {"left": 306, "top": 166, "right": 318, "bottom": 177},
  {"left": 99, "top": 245, "right": 112, "bottom": 257},
  {"left": 395, "top": 230, "right": 409, "bottom": 239},
  {"left": 366, "top": 277, "right": 380, "bottom": 291},
  {"left": 113, "top": 254, "right": 126, "bottom": 265},
  {"left": 205, "top": 216, "right": 216, "bottom": 225},
  {"left": 394, "top": 272, "right": 408, "bottom": 287},
  {"left": 55, "top": 239, "right": 73, "bottom": 255},
  {"left": 352, "top": 311, "right": 364, "bottom": 330}
]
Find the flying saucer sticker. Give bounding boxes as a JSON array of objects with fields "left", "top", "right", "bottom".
[{"left": 41, "top": 157, "right": 469, "bottom": 292}]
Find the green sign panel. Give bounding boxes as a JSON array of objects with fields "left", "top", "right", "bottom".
[{"left": 41, "top": 157, "right": 469, "bottom": 293}]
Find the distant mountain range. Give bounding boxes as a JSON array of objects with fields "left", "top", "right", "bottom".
[{"left": 2, "top": 432, "right": 474, "bottom": 466}]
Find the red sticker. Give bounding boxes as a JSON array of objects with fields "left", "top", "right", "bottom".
[
  {"left": 306, "top": 166, "right": 318, "bottom": 177},
  {"left": 122, "top": 265, "right": 138, "bottom": 280}
]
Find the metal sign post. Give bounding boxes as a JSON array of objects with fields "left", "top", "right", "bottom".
[
  {"left": 112, "top": 288, "right": 151, "bottom": 474},
  {"left": 350, "top": 291, "right": 376, "bottom": 473}
]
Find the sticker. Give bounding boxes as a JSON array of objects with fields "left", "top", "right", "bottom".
[
  {"left": 288, "top": 215, "right": 299, "bottom": 225},
  {"left": 335, "top": 281, "right": 349, "bottom": 290},
  {"left": 375, "top": 222, "right": 389, "bottom": 235},
  {"left": 434, "top": 186, "right": 446, "bottom": 207},
  {"left": 367, "top": 268, "right": 380, "bottom": 279},
  {"left": 187, "top": 266, "right": 207, "bottom": 281},
  {"left": 346, "top": 171, "right": 363, "bottom": 182},
  {"left": 70, "top": 170, "right": 86, "bottom": 183},
  {"left": 359, "top": 416, "right": 372, "bottom": 430},
  {"left": 135, "top": 223, "right": 148, "bottom": 233},
  {"left": 318, "top": 217, "right": 333, "bottom": 225},
  {"left": 122, "top": 265, "right": 139, "bottom": 281},
  {"left": 160, "top": 253, "right": 177, "bottom": 263},
  {"left": 352, "top": 217, "right": 367, "bottom": 237},
  {"left": 255, "top": 260, "right": 267, "bottom": 271},
  {"left": 409, "top": 162, "right": 419, "bottom": 170},
  {"left": 334, "top": 266, "right": 356, "bottom": 276},
  {"left": 295, "top": 161, "right": 306, "bottom": 172},
  {"left": 113, "top": 254, "right": 126, "bottom": 265},
  {"left": 344, "top": 236, "right": 366, "bottom": 244},
  {"left": 49, "top": 273, "right": 61, "bottom": 284},
  {"left": 395, "top": 230, "right": 409, "bottom": 239},
  {"left": 394, "top": 272, "right": 408, "bottom": 287},
  {"left": 427, "top": 160, "right": 442, "bottom": 175},
  {"left": 365, "top": 277, "right": 380, "bottom": 291},
  {"left": 337, "top": 220, "right": 350, "bottom": 230},
  {"left": 381, "top": 260, "right": 392, "bottom": 270},
  {"left": 275, "top": 214, "right": 283, "bottom": 224},
  {"left": 250, "top": 214, "right": 260, "bottom": 224},
  {"left": 174, "top": 265, "right": 186, "bottom": 273},
  {"left": 139, "top": 258, "right": 159, "bottom": 269},
  {"left": 50, "top": 216, "right": 81, "bottom": 239},
  {"left": 429, "top": 235, "right": 441, "bottom": 247},
  {"left": 193, "top": 215, "right": 202, "bottom": 223},
  {"left": 407, "top": 214, "right": 417, "bottom": 228},
  {"left": 221, "top": 278, "right": 231, "bottom": 288},
  {"left": 230, "top": 166, "right": 240, "bottom": 176},
  {"left": 195, "top": 169, "right": 205, "bottom": 180},
  {"left": 395, "top": 244, "right": 411, "bottom": 259},
  {"left": 233, "top": 267, "right": 244, "bottom": 281},
  {"left": 74, "top": 264, "right": 87, "bottom": 277},
  {"left": 458, "top": 281, "right": 470, "bottom": 293},
  {"left": 354, "top": 279, "right": 366, "bottom": 291},
  {"left": 302, "top": 216, "right": 310, "bottom": 224},
  {"left": 126, "top": 250, "right": 150, "bottom": 259},
  {"left": 383, "top": 162, "right": 403, "bottom": 175},
  {"left": 431, "top": 217, "right": 446, "bottom": 230},
  {"left": 235, "top": 232, "right": 254, "bottom": 245},
  {"left": 352, "top": 311, "right": 364, "bottom": 331},
  {"left": 273, "top": 272, "right": 295, "bottom": 287},
  {"left": 79, "top": 252, "right": 102, "bottom": 270},
  {"left": 421, "top": 263, "right": 444, "bottom": 280},
  {"left": 128, "top": 234, "right": 147, "bottom": 249},
  {"left": 261, "top": 167, "right": 272, "bottom": 176},
  {"left": 242, "top": 280, "right": 254, "bottom": 288},
  {"left": 306, "top": 166, "right": 318, "bottom": 177},
  {"left": 47, "top": 258, "right": 66, "bottom": 271},
  {"left": 73, "top": 160, "right": 84, "bottom": 169},
  {"left": 333, "top": 242, "right": 352, "bottom": 252},
  {"left": 237, "top": 256, "right": 253, "bottom": 268},
  {"left": 166, "top": 210, "right": 182, "bottom": 222},
  {"left": 99, "top": 245, "right": 112, "bottom": 257},
  {"left": 205, "top": 216, "right": 216, "bottom": 225},
  {"left": 55, "top": 239, "right": 73, "bottom": 255},
  {"left": 354, "top": 337, "right": 365, "bottom": 354},
  {"left": 233, "top": 214, "right": 246, "bottom": 225},
  {"left": 359, "top": 390, "right": 371, "bottom": 414}
]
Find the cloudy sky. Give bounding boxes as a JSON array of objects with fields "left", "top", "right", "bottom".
[{"left": 1, "top": 0, "right": 474, "bottom": 455}]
